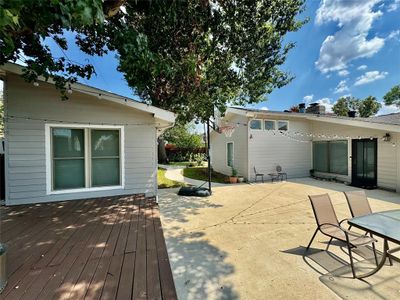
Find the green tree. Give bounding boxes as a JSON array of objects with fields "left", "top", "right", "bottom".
[
  {"left": 163, "top": 123, "right": 203, "bottom": 149},
  {"left": 332, "top": 96, "right": 360, "bottom": 117},
  {"left": 358, "top": 96, "right": 381, "bottom": 118},
  {"left": 1, "top": 0, "right": 306, "bottom": 121},
  {"left": 383, "top": 84, "right": 400, "bottom": 108}
]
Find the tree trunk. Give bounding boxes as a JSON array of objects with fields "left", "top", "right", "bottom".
[{"left": 157, "top": 137, "right": 168, "bottom": 164}]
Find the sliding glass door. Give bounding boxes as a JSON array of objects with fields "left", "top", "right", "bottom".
[{"left": 351, "top": 139, "right": 377, "bottom": 188}]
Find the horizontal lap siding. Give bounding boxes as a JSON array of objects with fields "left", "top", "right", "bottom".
[
  {"left": 210, "top": 115, "right": 248, "bottom": 179},
  {"left": 5, "top": 74, "right": 157, "bottom": 205},
  {"left": 248, "top": 119, "right": 312, "bottom": 181}
]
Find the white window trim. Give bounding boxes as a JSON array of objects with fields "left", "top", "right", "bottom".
[
  {"left": 249, "top": 119, "right": 263, "bottom": 130},
  {"left": 277, "top": 120, "right": 289, "bottom": 131},
  {"left": 45, "top": 123, "right": 125, "bottom": 195},
  {"left": 226, "top": 141, "right": 234, "bottom": 167},
  {"left": 264, "top": 119, "right": 276, "bottom": 131}
]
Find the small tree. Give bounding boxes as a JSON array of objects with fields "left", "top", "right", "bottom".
[
  {"left": 332, "top": 96, "right": 360, "bottom": 117},
  {"left": 163, "top": 123, "right": 203, "bottom": 149},
  {"left": 358, "top": 96, "right": 381, "bottom": 118},
  {"left": 383, "top": 84, "right": 400, "bottom": 108}
]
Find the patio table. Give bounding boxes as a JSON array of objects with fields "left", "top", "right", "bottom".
[{"left": 348, "top": 209, "right": 400, "bottom": 279}]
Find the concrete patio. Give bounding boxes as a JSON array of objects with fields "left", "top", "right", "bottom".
[{"left": 158, "top": 178, "right": 400, "bottom": 300}]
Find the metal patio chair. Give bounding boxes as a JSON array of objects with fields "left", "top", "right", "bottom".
[
  {"left": 344, "top": 190, "right": 389, "bottom": 266},
  {"left": 254, "top": 167, "right": 264, "bottom": 183},
  {"left": 276, "top": 165, "right": 287, "bottom": 181},
  {"left": 306, "top": 193, "right": 378, "bottom": 278}
]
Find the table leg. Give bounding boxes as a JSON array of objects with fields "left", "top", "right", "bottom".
[{"left": 355, "top": 239, "right": 389, "bottom": 279}]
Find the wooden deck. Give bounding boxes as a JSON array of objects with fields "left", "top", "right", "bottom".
[{"left": 0, "top": 195, "right": 177, "bottom": 300}]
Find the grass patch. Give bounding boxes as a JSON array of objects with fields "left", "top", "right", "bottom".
[
  {"left": 158, "top": 168, "right": 185, "bottom": 189},
  {"left": 183, "top": 167, "right": 228, "bottom": 183}
]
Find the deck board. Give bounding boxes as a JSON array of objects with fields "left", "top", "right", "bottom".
[{"left": 0, "top": 195, "right": 177, "bottom": 300}]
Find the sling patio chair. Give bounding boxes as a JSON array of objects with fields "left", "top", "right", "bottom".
[
  {"left": 306, "top": 193, "right": 378, "bottom": 278},
  {"left": 253, "top": 167, "right": 264, "bottom": 183},
  {"left": 344, "top": 190, "right": 390, "bottom": 266}
]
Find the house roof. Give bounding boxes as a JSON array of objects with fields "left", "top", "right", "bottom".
[
  {"left": 0, "top": 62, "right": 176, "bottom": 126},
  {"left": 226, "top": 107, "right": 400, "bottom": 133}
]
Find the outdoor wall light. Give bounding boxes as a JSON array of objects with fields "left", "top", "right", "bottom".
[{"left": 382, "top": 133, "right": 391, "bottom": 142}]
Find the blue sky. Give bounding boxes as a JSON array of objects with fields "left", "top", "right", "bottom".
[{"left": 45, "top": 0, "right": 400, "bottom": 116}]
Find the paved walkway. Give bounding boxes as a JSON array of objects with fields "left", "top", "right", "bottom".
[{"left": 159, "top": 164, "right": 228, "bottom": 187}]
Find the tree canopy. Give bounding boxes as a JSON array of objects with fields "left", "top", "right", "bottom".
[
  {"left": 1, "top": 0, "right": 306, "bottom": 121},
  {"left": 383, "top": 84, "right": 400, "bottom": 108},
  {"left": 332, "top": 96, "right": 381, "bottom": 118},
  {"left": 162, "top": 123, "right": 203, "bottom": 149}
]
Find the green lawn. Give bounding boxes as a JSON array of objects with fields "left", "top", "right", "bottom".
[
  {"left": 157, "top": 168, "right": 186, "bottom": 189},
  {"left": 182, "top": 167, "right": 228, "bottom": 183}
]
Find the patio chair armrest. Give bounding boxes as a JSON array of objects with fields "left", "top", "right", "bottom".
[
  {"left": 339, "top": 218, "right": 349, "bottom": 226},
  {"left": 319, "top": 222, "right": 349, "bottom": 235}
]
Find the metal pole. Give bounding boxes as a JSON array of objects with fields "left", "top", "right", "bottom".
[{"left": 207, "top": 119, "right": 212, "bottom": 194}]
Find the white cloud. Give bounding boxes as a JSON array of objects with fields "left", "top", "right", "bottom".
[
  {"left": 357, "top": 64, "right": 368, "bottom": 70},
  {"left": 334, "top": 80, "right": 350, "bottom": 93},
  {"left": 260, "top": 106, "right": 269, "bottom": 111},
  {"left": 388, "top": 0, "right": 400, "bottom": 12},
  {"left": 315, "top": 0, "right": 385, "bottom": 73},
  {"left": 338, "top": 69, "right": 350, "bottom": 77},
  {"left": 316, "top": 97, "right": 334, "bottom": 113},
  {"left": 377, "top": 102, "right": 400, "bottom": 115},
  {"left": 388, "top": 29, "right": 400, "bottom": 40},
  {"left": 354, "top": 70, "right": 388, "bottom": 86},
  {"left": 303, "top": 94, "right": 314, "bottom": 104}
]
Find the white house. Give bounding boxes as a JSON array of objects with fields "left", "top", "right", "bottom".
[
  {"left": 211, "top": 107, "right": 400, "bottom": 193},
  {"left": 0, "top": 63, "right": 175, "bottom": 205}
]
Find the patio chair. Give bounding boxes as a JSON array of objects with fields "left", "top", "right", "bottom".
[
  {"left": 276, "top": 165, "right": 287, "bottom": 181},
  {"left": 344, "top": 190, "right": 389, "bottom": 266},
  {"left": 254, "top": 167, "right": 264, "bottom": 183},
  {"left": 306, "top": 193, "right": 377, "bottom": 278}
]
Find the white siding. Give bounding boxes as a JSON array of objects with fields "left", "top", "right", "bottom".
[
  {"left": 210, "top": 114, "right": 248, "bottom": 179},
  {"left": 4, "top": 74, "right": 157, "bottom": 205},
  {"left": 311, "top": 121, "right": 399, "bottom": 191},
  {"left": 248, "top": 117, "right": 312, "bottom": 181}
]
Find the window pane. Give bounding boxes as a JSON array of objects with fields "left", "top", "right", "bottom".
[
  {"left": 92, "top": 158, "right": 120, "bottom": 186},
  {"left": 278, "top": 121, "right": 288, "bottom": 131},
  {"left": 264, "top": 121, "right": 275, "bottom": 130},
  {"left": 53, "top": 128, "right": 84, "bottom": 158},
  {"left": 250, "top": 120, "right": 262, "bottom": 130},
  {"left": 91, "top": 130, "right": 119, "bottom": 157},
  {"left": 313, "top": 142, "right": 328, "bottom": 172},
  {"left": 227, "top": 143, "right": 233, "bottom": 167},
  {"left": 54, "top": 159, "right": 85, "bottom": 190},
  {"left": 329, "top": 141, "right": 348, "bottom": 175}
]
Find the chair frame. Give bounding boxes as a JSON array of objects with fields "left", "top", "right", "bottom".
[
  {"left": 253, "top": 167, "right": 264, "bottom": 183},
  {"left": 306, "top": 194, "right": 377, "bottom": 278},
  {"left": 344, "top": 191, "right": 390, "bottom": 266}
]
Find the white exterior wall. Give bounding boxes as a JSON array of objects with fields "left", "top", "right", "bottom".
[
  {"left": 311, "top": 121, "right": 399, "bottom": 191},
  {"left": 248, "top": 117, "right": 312, "bottom": 181},
  {"left": 210, "top": 114, "right": 248, "bottom": 179},
  {"left": 4, "top": 74, "right": 158, "bottom": 205}
]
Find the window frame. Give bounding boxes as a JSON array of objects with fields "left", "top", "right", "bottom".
[
  {"left": 45, "top": 123, "right": 125, "bottom": 195},
  {"left": 277, "top": 120, "right": 289, "bottom": 131},
  {"left": 226, "top": 141, "right": 234, "bottom": 167},
  {"left": 249, "top": 119, "right": 263, "bottom": 130},
  {"left": 264, "top": 120, "right": 276, "bottom": 131}
]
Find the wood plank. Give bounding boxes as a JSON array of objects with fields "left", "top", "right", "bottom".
[
  {"left": 153, "top": 205, "right": 178, "bottom": 300},
  {"left": 115, "top": 252, "right": 135, "bottom": 300},
  {"left": 147, "top": 203, "right": 162, "bottom": 300},
  {"left": 84, "top": 256, "right": 112, "bottom": 300},
  {"left": 125, "top": 202, "right": 140, "bottom": 254},
  {"left": 132, "top": 200, "right": 147, "bottom": 300},
  {"left": 99, "top": 254, "right": 124, "bottom": 300}
]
